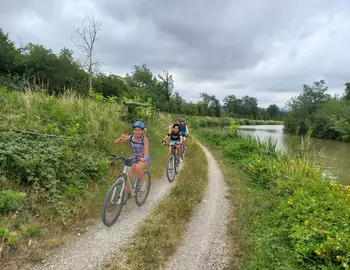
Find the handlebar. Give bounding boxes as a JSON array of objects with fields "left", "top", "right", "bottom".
[
  {"left": 109, "top": 154, "right": 140, "bottom": 166},
  {"left": 162, "top": 142, "right": 182, "bottom": 146}
]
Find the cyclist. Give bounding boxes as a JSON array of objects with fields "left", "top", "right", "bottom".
[
  {"left": 179, "top": 118, "right": 190, "bottom": 150},
  {"left": 115, "top": 121, "right": 150, "bottom": 200},
  {"left": 162, "top": 123, "right": 183, "bottom": 163},
  {"left": 168, "top": 117, "right": 180, "bottom": 133}
]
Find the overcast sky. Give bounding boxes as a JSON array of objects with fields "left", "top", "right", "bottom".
[{"left": 1, "top": 0, "right": 349, "bottom": 108}]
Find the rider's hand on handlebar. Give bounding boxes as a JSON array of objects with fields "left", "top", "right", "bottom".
[{"left": 162, "top": 140, "right": 166, "bottom": 145}]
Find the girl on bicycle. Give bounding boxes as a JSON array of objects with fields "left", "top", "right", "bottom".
[
  {"left": 115, "top": 121, "right": 150, "bottom": 195},
  {"left": 162, "top": 123, "right": 183, "bottom": 163}
]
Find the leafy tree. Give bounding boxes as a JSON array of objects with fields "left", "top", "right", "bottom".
[
  {"left": 343, "top": 82, "right": 350, "bottom": 101},
  {"left": 0, "top": 28, "right": 22, "bottom": 76},
  {"left": 266, "top": 104, "right": 281, "bottom": 120},
  {"left": 94, "top": 74, "right": 128, "bottom": 98}
]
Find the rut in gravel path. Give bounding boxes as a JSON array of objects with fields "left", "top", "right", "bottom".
[
  {"left": 165, "top": 143, "right": 230, "bottom": 270},
  {"left": 30, "top": 173, "right": 177, "bottom": 270}
]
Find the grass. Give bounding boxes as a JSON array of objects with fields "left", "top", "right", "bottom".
[
  {"left": 182, "top": 115, "right": 283, "bottom": 129},
  {"left": 196, "top": 128, "right": 350, "bottom": 269},
  {"left": 103, "top": 139, "right": 208, "bottom": 270},
  {"left": 0, "top": 87, "right": 172, "bottom": 266}
]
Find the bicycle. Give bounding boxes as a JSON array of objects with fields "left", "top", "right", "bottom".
[
  {"left": 164, "top": 142, "right": 182, "bottom": 182},
  {"left": 102, "top": 155, "right": 151, "bottom": 227}
]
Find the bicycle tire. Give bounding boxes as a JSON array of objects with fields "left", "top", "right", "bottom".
[
  {"left": 166, "top": 155, "right": 175, "bottom": 182},
  {"left": 102, "top": 174, "right": 126, "bottom": 227},
  {"left": 134, "top": 170, "right": 151, "bottom": 206}
]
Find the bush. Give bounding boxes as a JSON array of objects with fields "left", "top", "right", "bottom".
[{"left": 0, "top": 190, "right": 26, "bottom": 212}]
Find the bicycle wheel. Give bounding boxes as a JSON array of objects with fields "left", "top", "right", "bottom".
[
  {"left": 102, "top": 174, "right": 126, "bottom": 227},
  {"left": 166, "top": 155, "right": 175, "bottom": 182},
  {"left": 134, "top": 170, "right": 151, "bottom": 206},
  {"left": 175, "top": 153, "right": 180, "bottom": 174}
]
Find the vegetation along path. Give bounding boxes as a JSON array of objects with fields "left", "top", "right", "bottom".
[
  {"left": 165, "top": 143, "right": 230, "bottom": 270},
  {"left": 31, "top": 172, "right": 181, "bottom": 270}
]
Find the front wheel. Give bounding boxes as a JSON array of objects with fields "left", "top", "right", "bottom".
[
  {"left": 166, "top": 155, "right": 175, "bottom": 182},
  {"left": 134, "top": 170, "right": 151, "bottom": 206},
  {"left": 102, "top": 175, "right": 126, "bottom": 227}
]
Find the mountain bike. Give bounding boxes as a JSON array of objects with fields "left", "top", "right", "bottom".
[
  {"left": 164, "top": 142, "right": 182, "bottom": 182},
  {"left": 102, "top": 155, "right": 151, "bottom": 227}
]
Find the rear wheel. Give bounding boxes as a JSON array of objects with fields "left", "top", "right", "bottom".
[
  {"left": 134, "top": 170, "right": 151, "bottom": 206},
  {"left": 102, "top": 174, "right": 126, "bottom": 227},
  {"left": 166, "top": 155, "right": 175, "bottom": 182}
]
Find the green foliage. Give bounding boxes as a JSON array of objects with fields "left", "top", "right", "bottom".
[
  {"left": 283, "top": 80, "right": 350, "bottom": 141},
  {"left": 197, "top": 128, "right": 350, "bottom": 269},
  {"left": 21, "top": 225, "right": 41, "bottom": 238},
  {"left": 0, "top": 190, "right": 26, "bottom": 213}
]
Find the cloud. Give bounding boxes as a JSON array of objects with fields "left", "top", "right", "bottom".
[{"left": 1, "top": 0, "right": 349, "bottom": 107}]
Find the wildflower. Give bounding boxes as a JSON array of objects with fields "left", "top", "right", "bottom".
[
  {"left": 288, "top": 199, "right": 293, "bottom": 205},
  {"left": 304, "top": 220, "right": 309, "bottom": 225}
]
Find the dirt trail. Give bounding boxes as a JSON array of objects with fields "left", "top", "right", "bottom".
[
  {"left": 165, "top": 143, "right": 230, "bottom": 270},
  {"left": 30, "top": 173, "right": 177, "bottom": 270}
]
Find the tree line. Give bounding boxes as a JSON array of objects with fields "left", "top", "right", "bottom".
[
  {"left": 284, "top": 80, "right": 350, "bottom": 141},
  {"left": 1, "top": 20, "right": 283, "bottom": 120}
]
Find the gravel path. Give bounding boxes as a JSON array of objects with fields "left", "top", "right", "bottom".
[
  {"left": 165, "top": 143, "right": 230, "bottom": 270},
  {"left": 31, "top": 172, "right": 177, "bottom": 270}
]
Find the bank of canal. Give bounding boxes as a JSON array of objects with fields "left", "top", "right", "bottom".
[{"left": 239, "top": 125, "right": 349, "bottom": 185}]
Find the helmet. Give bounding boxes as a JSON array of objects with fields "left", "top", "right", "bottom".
[
  {"left": 179, "top": 118, "right": 185, "bottom": 122},
  {"left": 132, "top": 121, "right": 145, "bottom": 129}
]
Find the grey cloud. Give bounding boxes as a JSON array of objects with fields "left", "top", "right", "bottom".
[{"left": 0, "top": 0, "right": 349, "bottom": 107}]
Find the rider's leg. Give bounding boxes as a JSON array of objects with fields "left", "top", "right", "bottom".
[
  {"left": 168, "top": 145, "right": 172, "bottom": 156},
  {"left": 183, "top": 136, "right": 187, "bottom": 150},
  {"left": 176, "top": 145, "right": 183, "bottom": 162},
  {"left": 133, "top": 162, "right": 148, "bottom": 191}
]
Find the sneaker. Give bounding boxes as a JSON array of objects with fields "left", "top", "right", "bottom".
[
  {"left": 140, "top": 181, "right": 147, "bottom": 192},
  {"left": 180, "top": 159, "right": 183, "bottom": 163},
  {"left": 116, "top": 197, "right": 122, "bottom": 205}
]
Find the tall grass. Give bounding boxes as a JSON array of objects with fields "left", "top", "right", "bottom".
[
  {"left": 183, "top": 115, "right": 283, "bottom": 129},
  {"left": 196, "top": 128, "right": 350, "bottom": 269},
  {"left": 0, "top": 87, "right": 172, "bottom": 264},
  {"left": 104, "top": 140, "right": 208, "bottom": 270}
]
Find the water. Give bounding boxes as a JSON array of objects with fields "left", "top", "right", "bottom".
[{"left": 239, "top": 125, "right": 350, "bottom": 185}]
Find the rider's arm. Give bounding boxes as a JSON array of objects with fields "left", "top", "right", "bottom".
[
  {"left": 162, "top": 134, "right": 170, "bottom": 142},
  {"left": 179, "top": 134, "right": 183, "bottom": 144},
  {"left": 186, "top": 125, "right": 189, "bottom": 134},
  {"left": 115, "top": 134, "right": 130, "bottom": 144}
]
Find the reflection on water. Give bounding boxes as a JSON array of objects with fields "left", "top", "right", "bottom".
[{"left": 239, "top": 125, "right": 350, "bottom": 185}]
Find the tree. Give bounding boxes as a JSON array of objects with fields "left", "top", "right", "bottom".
[
  {"left": 266, "top": 104, "right": 280, "bottom": 120},
  {"left": 343, "top": 82, "right": 350, "bottom": 101},
  {"left": 199, "top": 93, "right": 221, "bottom": 117},
  {"left": 73, "top": 16, "right": 102, "bottom": 91},
  {"left": 94, "top": 74, "right": 128, "bottom": 98},
  {"left": 284, "top": 80, "right": 332, "bottom": 133},
  {"left": 0, "top": 28, "right": 22, "bottom": 76}
]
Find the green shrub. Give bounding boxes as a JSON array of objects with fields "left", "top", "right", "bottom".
[{"left": 0, "top": 189, "right": 26, "bottom": 212}]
